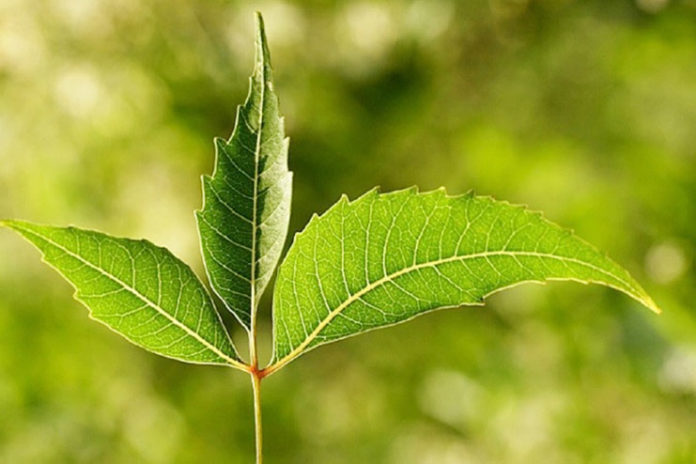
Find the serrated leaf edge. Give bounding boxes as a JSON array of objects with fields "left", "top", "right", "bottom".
[
  {"left": 264, "top": 187, "right": 660, "bottom": 374},
  {"left": 195, "top": 12, "right": 290, "bottom": 332}
]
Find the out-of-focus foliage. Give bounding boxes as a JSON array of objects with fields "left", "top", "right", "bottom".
[{"left": 0, "top": 0, "right": 694, "bottom": 462}]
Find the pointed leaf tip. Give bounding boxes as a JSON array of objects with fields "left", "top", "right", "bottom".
[
  {"left": 255, "top": 11, "right": 265, "bottom": 29},
  {"left": 1, "top": 219, "right": 25, "bottom": 230},
  {"left": 644, "top": 296, "right": 662, "bottom": 314},
  {"left": 254, "top": 12, "right": 271, "bottom": 73}
]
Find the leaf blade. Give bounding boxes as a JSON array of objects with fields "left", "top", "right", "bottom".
[
  {"left": 196, "top": 13, "right": 292, "bottom": 330},
  {"left": 270, "top": 188, "right": 659, "bottom": 369},
  {"left": 2, "top": 220, "right": 243, "bottom": 367}
]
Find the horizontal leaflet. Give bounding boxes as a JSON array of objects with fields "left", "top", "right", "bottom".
[{"left": 270, "top": 188, "right": 659, "bottom": 369}]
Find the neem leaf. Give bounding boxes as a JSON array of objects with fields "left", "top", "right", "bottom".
[
  {"left": 1, "top": 220, "right": 242, "bottom": 367},
  {"left": 196, "top": 13, "right": 292, "bottom": 330},
  {"left": 270, "top": 188, "right": 659, "bottom": 368}
]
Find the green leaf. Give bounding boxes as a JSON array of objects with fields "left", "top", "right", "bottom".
[
  {"left": 196, "top": 13, "right": 292, "bottom": 330},
  {"left": 1, "top": 220, "right": 243, "bottom": 367},
  {"left": 270, "top": 188, "right": 659, "bottom": 368}
]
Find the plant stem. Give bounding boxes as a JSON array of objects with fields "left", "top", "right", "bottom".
[{"left": 251, "top": 371, "right": 263, "bottom": 464}]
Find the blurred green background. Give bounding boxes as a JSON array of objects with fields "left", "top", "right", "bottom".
[{"left": 1, "top": 0, "right": 695, "bottom": 462}]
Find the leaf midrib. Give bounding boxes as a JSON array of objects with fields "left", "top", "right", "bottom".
[
  {"left": 18, "top": 226, "right": 242, "bottom": 367},
  {"left": 249, "top": 62, "right": 265, "bottom": 324},
  {"left": 271, "top": 248, "right": 654, "bottom": 369}
]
